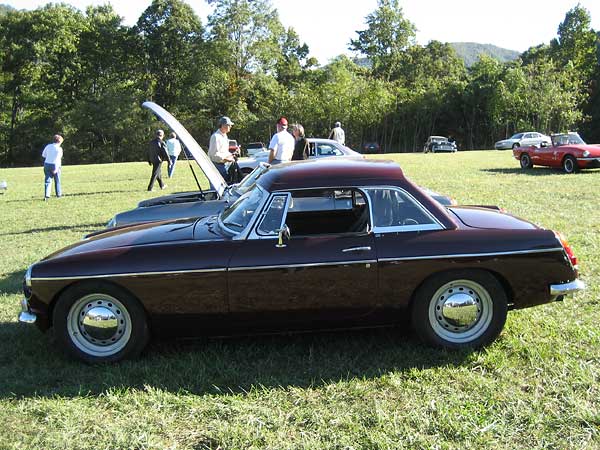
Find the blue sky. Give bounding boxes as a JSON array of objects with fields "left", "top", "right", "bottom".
[{"left": 6, "top": 0, "right": 600, "bottom": 65}]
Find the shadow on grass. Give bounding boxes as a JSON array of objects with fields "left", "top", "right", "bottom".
[
  {"left": 482, "top": 167, "right": 600, "bottom": 176},
  {"left": 0, "top": 322, "right": 472, "bottom": 399},
  {"left": 0, "top": 222, "right": 106, "bottom": 236},
  {"left": 0, "top": 270, "right": 24, "bottom": 295},
  {"left": 3, "top": 190, "right": 142, "bottom": 203}
]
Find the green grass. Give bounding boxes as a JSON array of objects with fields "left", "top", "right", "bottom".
[{"left": 0, "top": 152, "right": 599, "bottom": 449}]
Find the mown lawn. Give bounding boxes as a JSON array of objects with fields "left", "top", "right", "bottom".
[{"left": 0, "top": 151, "right": 598, "bottom": 449}]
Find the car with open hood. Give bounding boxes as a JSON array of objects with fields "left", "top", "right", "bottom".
[
  {"left": 20, "top": 158, "right": 584, "bottom": 363},
  {"left": 513, "top": 132, "right": 600, "bottom": 174},
  {"left": 108, "top": 103, "right": 454, "bottom": 227}
]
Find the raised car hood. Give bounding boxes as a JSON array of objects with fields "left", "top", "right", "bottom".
[
  {"left": 449, "top": 206, "right": 538, "bottom": 230},
  {"left": 142, "top": 101, "right": 227, "bottom": 197}
]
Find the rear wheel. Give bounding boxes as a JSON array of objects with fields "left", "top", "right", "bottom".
[
  {"left": 520, "top": 153, "right": 533, "bottom": 169},
  {"left": 411, "top": 270, "right": 508, "bottom": 349},
  {"left": 52, "top": 282, "right": 149, "bottom": 363},
  {"left": 562, "top": 155, "right": 578, "bottom": 174}
]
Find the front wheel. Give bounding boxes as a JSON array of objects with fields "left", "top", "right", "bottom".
[
  {"left": 52, "top": 282, "right": 149, "bottom": 363},
  {"left": 411, "top": 270, "right": 508, "bottom": 349},
  {"left": 512, "top": 142, "right": 520, "bottom": 149},
  {"left": 562, "top": 155, "right": 578, "bottom": 174},
  {"left": 520, "top": 153, "right": 533, "bottom": 169}
]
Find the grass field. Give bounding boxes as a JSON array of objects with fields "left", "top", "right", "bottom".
[{"left": 0, "top": 152, "right": 598, "bottom": 449}]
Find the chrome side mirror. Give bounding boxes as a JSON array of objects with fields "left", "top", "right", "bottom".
[{"left": 275, "top": 225, "right": 290, "bottom": 248}]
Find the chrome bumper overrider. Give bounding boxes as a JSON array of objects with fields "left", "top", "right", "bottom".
[
  {"left": 18, "top": 298, "right": 37, "bottom": 324},
  {"left": 550, "top": 279, "right": 586, "bottom": 299}
]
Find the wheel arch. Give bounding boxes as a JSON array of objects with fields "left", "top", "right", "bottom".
[{"left": 47, "top": 279, "right": 150, "bottom": 329}]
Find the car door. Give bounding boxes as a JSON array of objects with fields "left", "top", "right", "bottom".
[{"left": 227, "top": 189, "right": 378, "bottom": 331}]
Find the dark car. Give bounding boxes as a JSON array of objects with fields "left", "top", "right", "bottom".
[
  {"left": 20, "top": 158, "right": 584, "bottom": 363},
  {"left": 423, "top": 136, "right": 457, "bottom": 153},
  {"left": 108, "top": 103, "right": 454, "bottom": 228},
  {"left": 362, "top": 142, "right": 382, "bottom": 154}
]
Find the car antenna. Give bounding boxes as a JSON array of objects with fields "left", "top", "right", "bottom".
[{"left": 181, "top": 144, "right": 203, "bottom": 194}]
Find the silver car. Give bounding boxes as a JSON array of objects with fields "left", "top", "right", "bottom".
[
  {"left": 237, "top": 138, "right": 363, "bottom": 174},
  {"left": 495, "top": 132, "right": 551, "bottom": 150}
]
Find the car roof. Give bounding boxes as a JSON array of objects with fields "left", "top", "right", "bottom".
[{"left": 257, "top": 158, "right": 405, "bottom": 192}]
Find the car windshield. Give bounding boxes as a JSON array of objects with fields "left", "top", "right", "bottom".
[
  {"left": 510, "top": 133, "right": 524, "bottom": 140},
  {"left": 219, "top": 185, "right": 267, "bottom": 233},
  {"left": 552, "top": 133, "right": 585, "bottom": 146},
  {"left": 232, "top": 163, "right": 269, "bottom": 196}
]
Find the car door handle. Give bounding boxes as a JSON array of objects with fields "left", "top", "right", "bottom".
[{"left": 342, "top": 246, "right": 372, "bottom": 253}]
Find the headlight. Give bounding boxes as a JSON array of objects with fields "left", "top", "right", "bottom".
[{"left": 582, "top": 150, "right": 590, "bottom": 157}]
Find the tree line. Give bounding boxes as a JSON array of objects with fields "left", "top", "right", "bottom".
[{"left": 0, "top": 0, "right": 598, "bottom": 166}]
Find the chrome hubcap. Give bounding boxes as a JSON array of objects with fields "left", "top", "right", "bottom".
[
  {"left": 428, "top": 279, "right": 493, "bottom": 343},
  {"left": 67, "top": 294, "right": 131, "bottom": 357},
  {"left": 565, "top": 160, "right": 573, "bottom": 172}
]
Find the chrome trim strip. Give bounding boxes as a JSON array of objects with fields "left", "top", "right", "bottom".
[
  {"left": 550, "top": 279, "right": 585, "bottom": 296},
  {"left": 229, "top": 259, "right": 377, "bottom": 272},
  {"left": 379, "top": 247, "right": 563, "bottom": 263},
  {"left": 342, "top": 246, "right": 372, "bottom": 253},
  {"left": 577, "top": 157, "right": 600, "bottom": 161},
  {"left": 31, "top": 267, "right": 226, "bottom": 281}
]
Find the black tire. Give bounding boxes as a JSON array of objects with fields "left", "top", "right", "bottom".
[
  {"left": 52, "top": 281, "right": 149, "bottom": 363},
  {"left": 520, "top": 153, "right": 533, "bottom": 169},
  {"left": 562, "top": 155, "right": 578, "bottom": 174},
  {"left": 411, "top": 270, "right": 508, "bottom": 349},
  {"left": 512, "top": 142, "right": 520, "bottom": 149}
]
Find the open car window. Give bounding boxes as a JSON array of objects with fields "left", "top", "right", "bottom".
[{"left": 251, "top": 188, "right": 370, "bottom": 238}]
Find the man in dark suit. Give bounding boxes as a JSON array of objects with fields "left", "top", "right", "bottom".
[{"left": 147, "top": 129, "right": 170, "bottom": 191}]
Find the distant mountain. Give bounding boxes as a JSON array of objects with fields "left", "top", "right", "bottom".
[{"left": 450, "top": 42, "right": 520, "bottom": 67}]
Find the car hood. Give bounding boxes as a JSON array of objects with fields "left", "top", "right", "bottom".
[
  {"left": 562, "top": 144, "right": 600, "bottom": 155},
  {"left": 142, "top": 101, "right": 227, "bottom": 197}
]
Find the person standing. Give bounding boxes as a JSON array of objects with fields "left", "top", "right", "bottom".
[
  {"left": 329, "top": 121, "right": 345, "bottom": 145},
  {"left": 208, "top": 116, "right": 236, "bottom": 183},
  {"left": 147, "top": 129, "right": 169, "bottom": 191},
  {"left": 268, "top": 117, "right": 295, "bottom": 164},
  {"left": 42, "top": 134, "right": 64, "bottom": 201},
  {"left": 166, "top": 132, "right": 182, "bottom": 178},
  {"left": 291, "top": 123, "right": 308, "bottom": 160}
]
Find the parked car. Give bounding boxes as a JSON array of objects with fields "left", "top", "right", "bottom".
[
  {"left": 423, "top": 136, "right": 457, "bottom": 153},
  {"left": 108, "top": 103, "right": 452, "bottom": 228},
  {"left": 20, "top": 158, "right": 584, "bottom": 363},
  {"left": 495, "top": 132, "right": 551, "bottom": 150},
  {"left": 513, "top": 132, "right": 600, "bottom": 174},
  {"left": 237, "top": 138, "right": 363, "bottom": 174},
  {"left": 245, "top": 142, "right": 266, "bottom": 157},
  {"left": 228, "top": 139, "right": 240, "bottom": 154},
  {"left": 362, "top": 142, "right": 382, "bottom": 154}
]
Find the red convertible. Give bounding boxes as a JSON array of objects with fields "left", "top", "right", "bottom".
[{"left": 513, "top": 132, "right": 600, "bottom": 174}]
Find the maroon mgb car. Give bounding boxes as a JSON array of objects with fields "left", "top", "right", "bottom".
[
  {"left": 513, "top": 132, "right": 600, "bottom": 173},
  {"left": 19, "top": 159, "right": 585, "bottom": 363}
]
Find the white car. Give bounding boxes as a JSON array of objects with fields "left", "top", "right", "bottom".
[
  {"left": 494, "top": 132, "right": 551, "bottom": 150},
  {"left": 237, "top": 138, "right": 363, "bottom": 174}
]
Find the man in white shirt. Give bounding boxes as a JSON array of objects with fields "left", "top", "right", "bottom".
[
  {"left": 208, "top": 116, "right": 235, "bottom": 183},
  {"left": 268, "top": 117, "right": 295, "bottom": 164},
  {"left": 329, "top": 121, "right": 345, "bottom": 145},
  {"left": 166, "top": 132, "right": 182, "bottom": 178},
  {"left": 41, "top": 134, "right": 64, "bottom": 201}
]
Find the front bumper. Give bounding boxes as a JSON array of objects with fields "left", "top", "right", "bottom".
[
  {"left": 577, "top": 157, "right": 600, "bottom": 169},
  {"left": 18, "top": 298, "right": 37, "bottom": 324},
  {"left": 550, "top": 279, "right": 586, "bottom": 300}
]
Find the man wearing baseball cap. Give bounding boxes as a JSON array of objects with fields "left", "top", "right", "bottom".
[
  {"left": 268, "top": 117, "right": 295, "bottom": 165},
  {"left": 208, "top": 116, "right": 236, "bottom": 181}
]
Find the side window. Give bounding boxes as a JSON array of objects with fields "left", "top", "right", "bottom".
[
  {"left": 316, "top": 144, "right": 342, "bottom": 157},
  {"left": 284, "top": 188, "right": 369, "bottom": 235},
  {"left": 365, "top": 188, "right": 439, "bottom": 230},
  {"left": 256, "top": 194, "right": 289, "bottom": 236}
]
